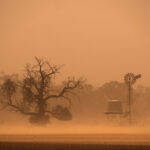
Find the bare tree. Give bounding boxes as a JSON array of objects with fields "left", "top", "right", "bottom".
[{"left": 0, "top": 57, "right": 83, "bottom": 124}]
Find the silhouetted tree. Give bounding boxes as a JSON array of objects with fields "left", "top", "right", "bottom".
[
  {"left": 0, "top": 79, "right": 18, "bottom": 111},
  {"left": 0, "top": 57, "right": 82, "bottom": 125}
]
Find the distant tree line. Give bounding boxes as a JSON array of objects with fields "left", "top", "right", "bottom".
[{"left": 72, "top": 81, "right": 150, "bottom": 123}]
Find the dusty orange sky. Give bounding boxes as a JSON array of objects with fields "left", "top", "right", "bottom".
[{"left": 0, "top": 0, "right": 150, "bottom": 86}]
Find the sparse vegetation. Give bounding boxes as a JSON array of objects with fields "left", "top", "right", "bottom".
[{"left": 0, "top": 57, "right": 83, "bottom": 125}]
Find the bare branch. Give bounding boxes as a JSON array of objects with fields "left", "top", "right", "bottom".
[
  {"left": 46, "top": 61, "right": 64, "bottom": 76},
  {"left": 25, "top": 65, "right": 40, "bottom": 93},
  {"left": 7, "top": 103, "right": 37, "bottom": 116},
  {"left": 35, "top": 57, "right": 44, "bottom": 79},
  {"left": 44, "top": 79, "right": 82, "bottom": 101}
]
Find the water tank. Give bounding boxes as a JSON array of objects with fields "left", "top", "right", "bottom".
[{"left": 105, "top": 100, "right": 123, "bottom": 114}]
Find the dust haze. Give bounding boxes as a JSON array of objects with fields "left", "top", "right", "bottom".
[
  {"left": 0, "top": 81, "right": 150, "bottom": 135},
  {"left": 1, "top": 0, "right": 150, "bottom": 86}
]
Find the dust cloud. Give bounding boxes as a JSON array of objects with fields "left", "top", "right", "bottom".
[
  {"left": 1, "top": 122, "right": 150, "bottom": 135},
  {"left": 0, "top": 109, "right": 150, "bottom": 135}
]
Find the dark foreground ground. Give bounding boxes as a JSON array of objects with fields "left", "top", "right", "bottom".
[
  {"left": 0, "top": 142, "right": 150, "bottom": 150},
  {"left": 0, "top": 134, "right": 150, "bottom": 150}
]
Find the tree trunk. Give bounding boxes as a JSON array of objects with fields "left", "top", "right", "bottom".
[
  {"left": 29, "top": 100, "right": 49, "bottom": 124},
  {"left": 38, "top": 100, "right": 45, "bottom": 117}
]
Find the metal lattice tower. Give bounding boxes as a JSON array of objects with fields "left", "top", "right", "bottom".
[{"left": 124, "top": 73, "right": 141, "bottom": 124}]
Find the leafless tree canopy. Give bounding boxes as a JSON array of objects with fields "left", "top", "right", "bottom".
[{"left": 0, "top": 57, "right": 83, "bottom": 124}]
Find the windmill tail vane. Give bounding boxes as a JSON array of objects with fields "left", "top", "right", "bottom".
[{"left": 134, "top": 74, "right": 142, "bottom": 80}]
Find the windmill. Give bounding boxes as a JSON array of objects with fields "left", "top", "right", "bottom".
[{"left": 124, "top": 73, "right": 141, "bottom": 124}]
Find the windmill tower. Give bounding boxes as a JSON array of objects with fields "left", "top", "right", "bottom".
[{"left": 124, "top": 73, "right": 141, "bottom": 124}]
